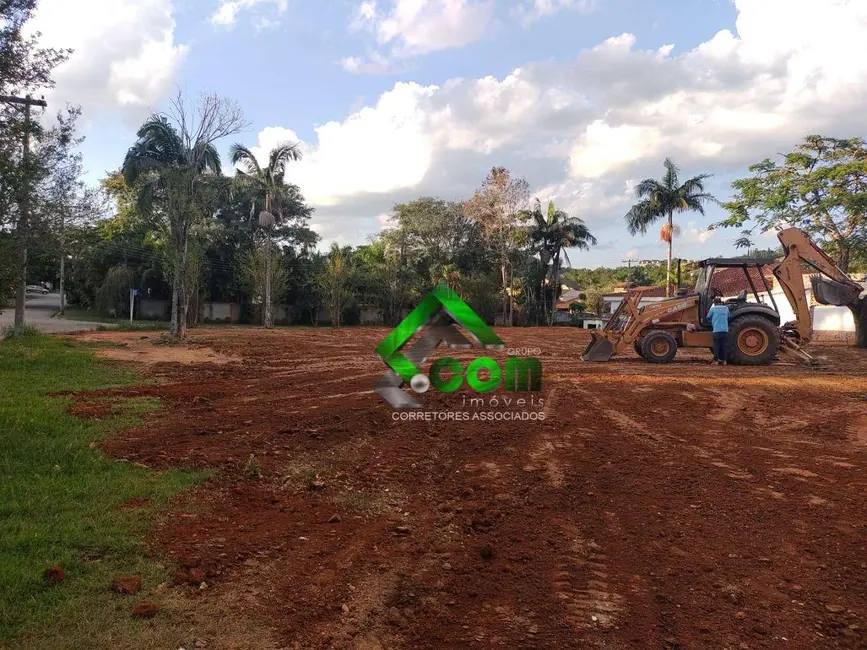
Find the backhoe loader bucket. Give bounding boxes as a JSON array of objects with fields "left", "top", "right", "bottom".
[
  {"left": 811, "top": 275, "right": 861, "bottom": 307},
  {"left": 581, "top": 331, "right": 616, "bottom": 362}
]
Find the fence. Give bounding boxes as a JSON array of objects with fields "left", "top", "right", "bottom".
[{"left": 137, "top": 300, "right": 385, "bottom": 326}]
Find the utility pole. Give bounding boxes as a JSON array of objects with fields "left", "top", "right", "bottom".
[
  {"left": 622, "top": 257, "right": 639, "bottom": 268},
  {"left": 59, "top": 208, "right": 65, "bottom": 315},
  {"left": 1, "top": 94, "right": 47, "bottom": 335}
]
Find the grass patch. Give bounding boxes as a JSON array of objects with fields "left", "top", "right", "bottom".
[
  {"left": 331, "top": 489, "right": 406, "bottom": 517},
  {"left": 0, "top": 332, "right": 205, "bottom": 649},
  {"left": 2, "top": 325, "right": 42, "bottom": 340},
  {"left": 94, "top": 321, "right": 170, "bottom": 333},
  {"left": 61, "top": 308, "right": 170, "bottom": 331}
]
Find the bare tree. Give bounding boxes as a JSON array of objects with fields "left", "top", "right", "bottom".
[
  {"left": 464, "top": 167, "right": 530, "bottom": 325},
  {"left": 167, "top": 90, "right": 248, "bottom": 154}
]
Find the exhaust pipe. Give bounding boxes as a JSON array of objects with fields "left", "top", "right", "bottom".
[{"left": 581, "top": 331, "right": 616, "bottom": 362}]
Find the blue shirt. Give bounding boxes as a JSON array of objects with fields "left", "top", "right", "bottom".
[{"left": 707, "top": 304, "right": 730, "bottom": 333}]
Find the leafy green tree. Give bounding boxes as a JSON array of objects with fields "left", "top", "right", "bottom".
[
  {"left": 354, "top": 239, "right": 414, "bottom": 327},
  {"left": 625, "top": 158, "right": 716, "bottom": 296},
  {"left": 318, "top": 243, "right": 356, "bottom": 328},
  {"left": 585, "top": 285, "right": 614, "bottom": 316},
  {"left": 460, "top": 272, "right": 502, "bottom": 325},
  {"left": 122, "top": 117, "right": 218, "bottom": 336},
  {"left": 122, "top": 93, "right": 246, "bottom": 338},
  {"left": 99, "top": 171, "right": 144, "bottom": 236},
  {"left": 206, "top": 183, "right": 316, "bottom": 310},
  {"left": 0, "top": 0, "right": 71, "bottom": 332},
  {"left": 387, "top": 197, "right": 487, "bottom": 284},
  {"left": 236, "top": 241, "right": 288, "bottom": 323},
  {"left": 288, "top": 248, "right": 325, "bottom": 325},
  {"left": 714, "top": 135, "right": 867, "bottom": 346},
  {"left": 524, "top": 199, "right": 596, "bottom": 324},
  {"left": 714, "top": 136, "right": 867, "bottom": 272},
  {"left": 511, "top": 256, "right": 547, "bottom": 325},
  {"left": 95, "top": 265, "right": 134, "bottom": 317}
]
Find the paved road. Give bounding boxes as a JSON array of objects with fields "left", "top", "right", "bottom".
[{"left": 0, "top": 293, "right": 99, "bottom": 334}]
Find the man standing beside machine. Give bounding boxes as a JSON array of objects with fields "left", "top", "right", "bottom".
[{"left": 707, "top": 297, "right": 731, "bottom": 365}]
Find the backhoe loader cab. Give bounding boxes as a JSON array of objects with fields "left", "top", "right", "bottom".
[{"left": 694, "top": 259, "right": 782, "bottom": 325}]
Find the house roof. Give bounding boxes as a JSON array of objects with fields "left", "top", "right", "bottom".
[
  {"left": 603, "top": 285, "right": 668, "bottom": 299},
  {"left": 710, "top": 265, "right": 776, "bottom": 297},
  {"left": 559, "top": 288, "right": 584, "bottom": 302}
]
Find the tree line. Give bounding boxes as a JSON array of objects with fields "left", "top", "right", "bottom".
[{"left": 2, "top": 0, "right": 865, "bottom": 345}]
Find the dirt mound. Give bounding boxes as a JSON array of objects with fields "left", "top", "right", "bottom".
[{"left": 71, "top": 330, "right": 241, "bottom": 365}]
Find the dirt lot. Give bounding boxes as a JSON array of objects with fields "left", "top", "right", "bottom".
[{"left": 69, "top": 327, "right": 867, "bottom": 649}]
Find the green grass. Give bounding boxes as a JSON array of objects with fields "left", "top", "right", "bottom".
[
  {"left": 0, "top": 332, "right": 204, "bottom": 649},
  {"left": 60, "top": 308, "right": 170, "bottom": 331}
]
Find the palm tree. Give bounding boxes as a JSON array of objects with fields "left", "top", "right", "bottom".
[
  {"left": 525, "top": 199, "right": 597, "bottom": 325},
  {"left": 230, "top": 142, "right": 302, "bottom": 328},
  {"left": 625, "top": 158, "right": 716, "bottom": 296},
  {"left": 122, "top": 115, "right": 223, "bottom": 338}
]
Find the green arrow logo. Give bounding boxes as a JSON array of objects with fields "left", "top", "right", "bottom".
[{"left": 375, "top": 284, "right": 504, "bottom": 385}]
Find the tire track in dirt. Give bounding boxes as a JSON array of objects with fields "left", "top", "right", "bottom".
[{"left": 551, "top": 521, "right": 623, "bottom": 633}]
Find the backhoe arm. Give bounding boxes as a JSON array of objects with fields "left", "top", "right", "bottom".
[{"left": 773, "top": 228, "right": 862, "bottom": 343}]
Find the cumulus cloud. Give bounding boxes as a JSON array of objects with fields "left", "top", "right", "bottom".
[
  {"left": 339, "top": 51, "right": 400, "bottom": 75},
  {"left": 25, "top": 0, "right": 187, "bottom": 123},
  {"left": 681, "top": 221, "right": 717, "bottom": 245},
  {"left": 210, "top": 0, "right": 288, "bottom": 28},
  {"left": 259, "top": 0, "right": 867, "bottom": 257},
  {"left": 343, "top": 0, "right": 495, "bottom": 72},
  {"left": 512, "top": 0, "right": 599, "bottom": 26}
]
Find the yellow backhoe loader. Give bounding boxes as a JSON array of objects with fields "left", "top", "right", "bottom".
[{"left": 581, "top": 228, "right": 864, "bottom": 365}]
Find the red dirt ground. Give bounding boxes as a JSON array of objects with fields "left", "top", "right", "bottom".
[{"left": 72, "top": 327, "right": 867, "bottom": 649}]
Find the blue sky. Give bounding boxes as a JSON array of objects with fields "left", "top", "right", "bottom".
[{"left": 28, "top": 0, "right": 867, "bottom": 267}]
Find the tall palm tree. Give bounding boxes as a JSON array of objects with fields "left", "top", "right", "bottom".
[
  {"left": 230, "top": 142, "right": 302, "bottom": 328},
  {"left": 122, "top": 115, "right": 223, "bottom": 338},
  {"left": 525, "top": 199, "right": 597, "bottom": 325},
  {"left": 625, "top": 158, "right": 716, "bottom": 296}
]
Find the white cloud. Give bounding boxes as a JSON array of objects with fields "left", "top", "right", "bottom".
[
  {"left": 25, "top": 0, "right": 187, "bottom": 122},
  {"left": 512, "top": 0, "right": 599, "bottom": 26},
  {"left": 247, "top": 84, "right": 437, "bottom": 207},
  {"left": 682, "top": 221, "right": 717, "bottom": 245},
  {"left": 339, "top": 51, "right": 399, "bottom": 75},
  {"left": 343, "top": 0, "right": 495, "bottom": 72},
  {"left": 210, "top": 0, "right": 288, "bottom": 28},
  {"left": 259, "top": 0, "right": 867, "bottom": 256}
]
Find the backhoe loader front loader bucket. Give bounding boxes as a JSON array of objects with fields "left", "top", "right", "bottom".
[{"left": 581, "top": 331, "right": 616, "bottom": 361}]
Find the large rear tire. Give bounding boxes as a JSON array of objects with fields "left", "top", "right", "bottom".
[
  {"left": 728, "top": 315, "right": 779, "bottom": 365},
  {"left": 640, "top": 331, "right": 678, "bottom": 364}
]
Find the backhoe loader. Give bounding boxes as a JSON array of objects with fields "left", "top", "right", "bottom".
[{"left": 581, "top": 228, "right": 864, "bottom": 365}]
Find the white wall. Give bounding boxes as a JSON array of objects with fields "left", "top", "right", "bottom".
[
  {"left": 725, "top": 286, "right": 855, "bottom": 332},
  {"left": 813, "top": 305, "right": 855, "bottom": 331},
  {"left": 602, "top": 295, "right": 666, "bottom": 314}
]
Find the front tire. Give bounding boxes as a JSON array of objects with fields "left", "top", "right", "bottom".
[
  {"left": 728, "top": 315, "right": 780, "bottom": 365},
  {"left": 640, "top": 331, "right": 678, "bottom": 364}
]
